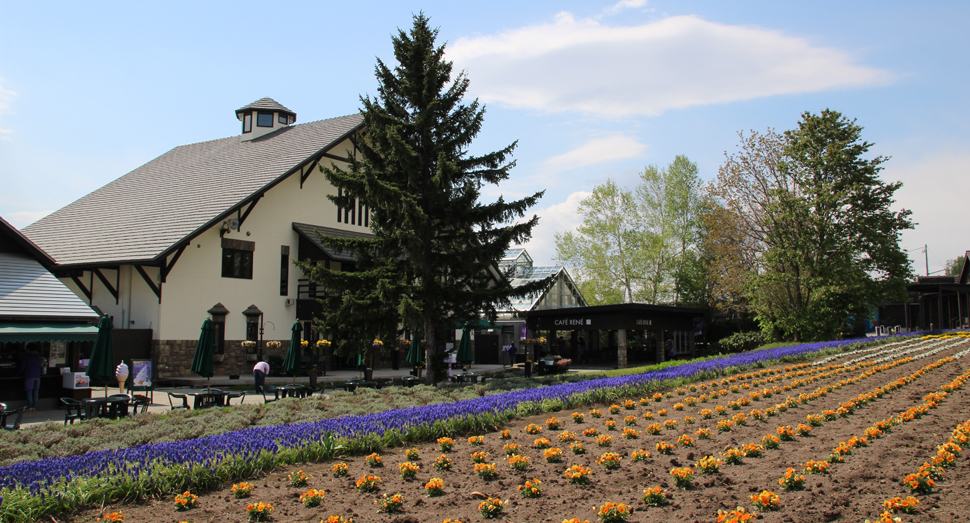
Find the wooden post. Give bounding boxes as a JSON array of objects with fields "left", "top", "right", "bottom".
[{"left": 617, "top": 329, "right": 627, "bottom": 369}]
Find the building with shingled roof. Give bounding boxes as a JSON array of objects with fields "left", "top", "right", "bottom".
[{"left": 21, "top": 99, "right": 368, "bottom": 378}]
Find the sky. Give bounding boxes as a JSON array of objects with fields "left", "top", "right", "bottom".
[{"left": 0, "top": 1, "right": 967, "bottom": 275}]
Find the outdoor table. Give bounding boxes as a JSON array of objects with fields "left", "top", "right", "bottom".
[
  {"left": 186, "top": 392, "right": 228, "bottom": 409},
  {"left": 277, "top": 385, "right": 313, "bottom": 399},
  {"left": 342, "top": 380, "right": 380, "bottom": 392},
  {"left": 454, "top": 373, "right": 482, "bottom": 384},
  {"left": 81, "top": 397, "right": 130, "bottom": 419}
]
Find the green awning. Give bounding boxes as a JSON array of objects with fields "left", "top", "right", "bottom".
[{"left": 0, "top": 323, "right": 99, "bottom": 343}]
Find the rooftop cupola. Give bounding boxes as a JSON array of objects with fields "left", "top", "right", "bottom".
[{"left": 235, "top": 97, "right": 297, "bottom": 141}]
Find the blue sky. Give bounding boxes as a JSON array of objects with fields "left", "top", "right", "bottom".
[{"left": 1, "top": 1, "right": 967, "bottom": 274}]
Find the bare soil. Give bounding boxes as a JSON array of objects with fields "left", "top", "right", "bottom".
[{"left": 69, "top": 343, "right": 970, "bottom": 523}]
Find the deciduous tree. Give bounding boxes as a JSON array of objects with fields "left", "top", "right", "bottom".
[{"left": 708, "top": 110, "right": 913, "bottom": 341}]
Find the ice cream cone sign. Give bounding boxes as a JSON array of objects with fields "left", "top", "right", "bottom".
[{"left": 116, "top": 362, "right": 129, "bottom": 394}]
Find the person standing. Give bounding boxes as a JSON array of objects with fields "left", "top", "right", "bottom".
[
  {"left": 17, "top": 348, "right": 43, "bottom": 412},
  {"left": 506, "top": 342, "right": 517, "bottom": 366},
  {"left": 253, "top": 359, "right": 270, "bottom": 393}
]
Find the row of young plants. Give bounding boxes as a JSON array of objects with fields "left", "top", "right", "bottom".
[
  {"left": 860, "top": 364, "right": 970, "bottom": 522},
  {"left": 669, "top": 339, "right": 970, "bottom": 520},
  {"left": 0, "top": 334, "right": 927, "bottom": 522},
  {"left": 746, "top": 349, "right": 970, "bottom": 520}
]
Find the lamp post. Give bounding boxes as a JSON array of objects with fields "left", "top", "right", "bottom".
[{"left": 243, "top": 304, "right": 263, "bottom": 360}]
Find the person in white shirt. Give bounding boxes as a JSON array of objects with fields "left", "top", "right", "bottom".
[{"left": 253, "top": 360, "right": 270, "bottom": 393}]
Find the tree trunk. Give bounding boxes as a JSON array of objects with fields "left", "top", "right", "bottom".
[{"left": 424, "top": 315, "right": 437, "bottom": 385}]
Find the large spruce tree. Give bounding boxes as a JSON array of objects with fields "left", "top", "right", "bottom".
[{"left": 300, "top": 13, "right": 546, "bottom": 383}]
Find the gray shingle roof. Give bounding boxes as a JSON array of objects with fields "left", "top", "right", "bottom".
[
  {"left": 236, "top": 97, "right": 295, "bottom": 116},
  {"left": 0, "top": 252, "right": 99, "bottom": 320},
  {"left": 23, "top": 113, "right": 363, "bottom": 266}
]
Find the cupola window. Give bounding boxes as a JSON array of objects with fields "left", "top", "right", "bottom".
[
  {"left": 256, "top": 112, "right": 274, "bottom": 127},
  {"left": 242, "top": 113, "right": 252, "bottom": 133}
]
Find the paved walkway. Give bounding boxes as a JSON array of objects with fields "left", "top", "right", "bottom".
[{"left": 14, "top": 364, "right": 522, "bottom": 427}]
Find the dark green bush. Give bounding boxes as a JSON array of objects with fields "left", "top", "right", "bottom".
[{"left": 713, "top": 331, "right": 767, "bottom": 353}]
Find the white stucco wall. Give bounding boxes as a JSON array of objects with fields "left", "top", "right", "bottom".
[{"left": 59, "top": 265, "right": 162, "bottom": 334}]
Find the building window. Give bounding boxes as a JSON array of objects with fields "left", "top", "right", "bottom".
[
  {"left": 280, "top": 245, "right": 290, "bottom": 296},
  {"left": 257, "top": 112, "right": 274, "bottom": 127},
  {"left": 243, "top": 113, "right": 252, "bottom": 133},
  {"left": 279, "top": 114, "right": 288, "bottom": 125},
  {"left": 221, "top": 238, "right": 255, "bottom": 279}
]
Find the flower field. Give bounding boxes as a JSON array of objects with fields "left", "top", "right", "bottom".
[{"left": 9, "top": 333, "right": 970, "bottom": 522}]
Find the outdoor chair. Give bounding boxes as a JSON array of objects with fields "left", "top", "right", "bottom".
[
  {"left": 262, "top": 385, "right": 278, "bottom": 404},
  {"left": 226, "top": 391, "right": 246, "bottom": 406},
  {"left": 60, "top": 398, "right": 87, "bottom": 424},
  {"left": 129, "top": 395, "right": 151, "bottom": 415},
  {"left": 168, "top": 392, "right": 190, "bottom": 410},
  {"left": 127, "top": 384, "right": 154, "bottom": 403},
  {"left": 2, "top": 407, "right": 25, "bottom": 430}
]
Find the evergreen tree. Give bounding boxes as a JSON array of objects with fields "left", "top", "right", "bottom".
[{"left": 299, "top": 13, "right": 546, "bottom": 383}]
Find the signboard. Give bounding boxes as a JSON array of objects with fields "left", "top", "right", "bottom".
[{"left": 132, "top": 360, "right": 152, "bottom": 387}]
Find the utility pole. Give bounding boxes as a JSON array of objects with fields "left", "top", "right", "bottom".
[{"left": 925, "top": 244, "right": 929, "bottom": 277}]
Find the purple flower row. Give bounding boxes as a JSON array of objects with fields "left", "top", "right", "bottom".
[{"left": 0, "top": 335, "right": 906, "bottom": 493}]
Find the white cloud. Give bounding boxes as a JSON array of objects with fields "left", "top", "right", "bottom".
[
  {"left": 605, "top": 0, "right": 648, "bottom": 15},
  {"left": 543, "top": 134, "right": 646, "bottom": 173},
  {"left": 887, "top": 151, "right": 970, "bottom": 275},
  {"left": 0, "top": 77, "right": 16, "bottom": 139},
  {"left": 448, "top": 14, "right": 890, "bottom": 118},
  {"left": 4, "top": 210, "right": 52, "bottom": 229},
  {"left": 520, "top": 191, "right": 591, "bottom": 265}
]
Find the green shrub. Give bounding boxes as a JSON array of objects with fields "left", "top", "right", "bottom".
[{"left": 714, "top": 331, "right": 767, "bottom": 353}]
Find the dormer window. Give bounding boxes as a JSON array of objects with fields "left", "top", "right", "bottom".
[
  {"left": 257, "top": 112, "right": 274, "bottom": 127},
  {"left": 242, "top": 113, "right": 252, "bottom": 134},
  {"left": 278, "top": 114, "right": 288, "bottom": 125}
]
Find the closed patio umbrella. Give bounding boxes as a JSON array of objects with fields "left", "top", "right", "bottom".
[
  {"left": 455, "top": 325, "right": 473, "bottom": 367},
  {"left": 191, "top": 319, "right": 216, "bottom": 389},
  {"left": 86, "top": 315, "right": 115, "bottom": 393},
  {"left": 282, "top": 321, "right": 303, "bottom": 383},
  {"left": 405, "top": 329, "right": 424, "bottom": 367}
]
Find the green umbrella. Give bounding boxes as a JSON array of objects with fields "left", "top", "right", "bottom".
[
  {"left": 456, "top": 325, "right": 473, "bottom": 366},
  {"left": 405, "top": 329, "right": 424, "bottom": 367},
  {"left": 191, "top": 319, "right": 216, "bottom": 389},
  {"left": 86, "top": 315, "right": 115, "bottom": 391},
  {"left": 282, "top": 321, "right": 303, "bottom": 383}
]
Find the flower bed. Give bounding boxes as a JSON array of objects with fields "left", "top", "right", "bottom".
[{"left": 0, "top": 334, "right": 938, "bottom": 521}]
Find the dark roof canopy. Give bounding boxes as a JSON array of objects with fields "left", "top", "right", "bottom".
[
  {"left": 526, "top": 302, "right": 706, "bottom": 332},
  {"left": 292, "top": 222, "right": 374, "bottom": 263}
]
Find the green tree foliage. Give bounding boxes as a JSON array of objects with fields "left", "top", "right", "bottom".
[
  {"left": 945, "top": 256, "right": 966, "bottom": 276},
  {"left": 709, "top": 110, "right": 913, "bottom": 341},
  {"left": 297, "top": 14, "right": 546, "bottom": 383},
  {"left": 554, "top": 156, "right": 704, "bottom": 305},
  {"left": 554, "top": 180, "right": 647, "bottom": 304}
]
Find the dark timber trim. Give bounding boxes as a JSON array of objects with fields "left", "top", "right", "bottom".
[
  {"left": 134, "top": 265, "right": 162, "bottom": 303},
  {"left": 93, "top": 268, "right": 119, "bottom": 304},
  {"left": 71, "top": 274, "right": 92, "bottom": 301},
  {"left": 300, "top": 156, "right": 321, "bottom": 188},
  {"left": 238, "top": 195, "right": 262, "bottom": 230},
  {"left": 160, "top": 245, "right": 186, "bottom": 284}
]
